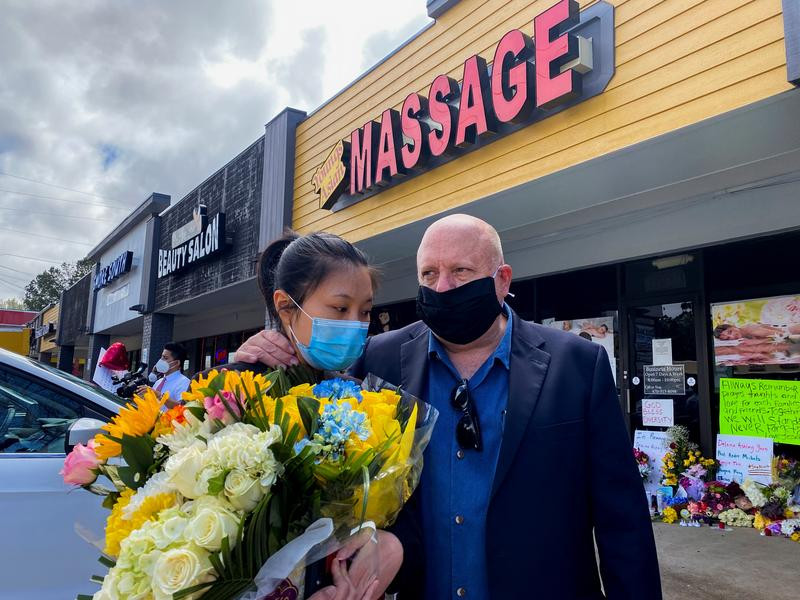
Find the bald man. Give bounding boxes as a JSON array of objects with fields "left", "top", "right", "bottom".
[{"left": 235, "top": 215, "right": 661, "bottom": 600}]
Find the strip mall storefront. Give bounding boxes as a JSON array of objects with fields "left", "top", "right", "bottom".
[
  {"left": 85, "top": 194, "right": 170, "bottom": 376},
  {"left": 292, "top": 0, "right": 800, "bottom": 457},
  {"left": 149, "top": 108, "right": 303, "bottom": 374}
]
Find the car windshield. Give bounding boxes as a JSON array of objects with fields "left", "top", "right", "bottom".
[{"left": 27, "top": 359, "right": 125, "bottom": 406}]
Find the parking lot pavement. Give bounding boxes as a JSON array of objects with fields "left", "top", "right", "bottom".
[{"left": 653, "top": 522, "right": 799, "bottom": 600}]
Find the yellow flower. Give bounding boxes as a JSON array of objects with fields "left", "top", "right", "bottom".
[
  {"left": 786, "top": 508, "right": 795, "bottom": 519},
  {"left": 182, "top": 368, "right": 220, "bottom": 404},
  {"left": 792, "top": 532, "right": 800, "bottom": 543},
  {"left": 662, "top": 507, "right": 677, "bottom": 524},
  {"left": 753, "top": 513, "right": 771, "bottom": 531},
  {"left": 288, "top": 383, "right": 315, "bottom": 397},
  {"left": 366, "top": 413, "right": 401, "bottom": 454},
  {"left": 103, "top": 489, "right": 177, "bottom": 556},
  {"left": 258, "top": 394, "right": 306, "bottom": 437},
  {"left": 683, "top": 460, "right": 690, "bottom": 467},
  {"left": 352, "top": 402, "right": 418, "bottom": 527},
  {"left": 94, "top": 389, "right": 165, "bottom": 459}
]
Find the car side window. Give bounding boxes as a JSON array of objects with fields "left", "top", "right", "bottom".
[{"left": 0, "top": 365, "right": 85, "bottom": 454}]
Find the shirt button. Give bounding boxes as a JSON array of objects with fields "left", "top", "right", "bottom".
[
  {"left": 454, "top": 514, "right": 464, "bottom": 525},
  {"left": 456, "top": 449, "right": 465, "bottom": 459},
  {"left": 457, "top": 587, "right": 467, "bottom": 597}
]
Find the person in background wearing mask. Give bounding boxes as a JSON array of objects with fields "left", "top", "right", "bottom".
[
  {"left": 235, "top": 214, "right": 661, "bottom": 599},
  {"left": 136, "top": 342, "right": 190, "bottom": 408}
]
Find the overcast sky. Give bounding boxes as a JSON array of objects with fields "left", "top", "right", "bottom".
[{"left": 0, "top": 0, "right": 429, "bottom": 301}]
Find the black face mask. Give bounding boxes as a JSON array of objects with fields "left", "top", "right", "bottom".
[{"left": 416, "top": 276, "right": 503, "bottom": 345}]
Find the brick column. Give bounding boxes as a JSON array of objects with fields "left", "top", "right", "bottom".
[
  {"left": 141, "top": 312, "right": 174, "bottom": 368},
  {"left": 86, "top": 333, "right": 110, "bottom": 381},
  {"left": 57, "top": 345, "right": 75, "bottom": 374}
]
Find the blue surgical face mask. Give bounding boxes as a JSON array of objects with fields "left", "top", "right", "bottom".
[{"left": 287, "top": 295, "right": 370, "bottom": 371}]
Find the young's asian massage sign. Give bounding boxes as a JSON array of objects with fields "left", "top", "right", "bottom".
[{"left": 312, "top": 0, "right": 615, "bottom": 212}]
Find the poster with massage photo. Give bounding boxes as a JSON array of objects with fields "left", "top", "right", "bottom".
[
  {"left": 542, "top": 316, "right": 617, "bottom": 384},
  {"left": 711, "top": 294, "right": 800, "bottom": 366}
]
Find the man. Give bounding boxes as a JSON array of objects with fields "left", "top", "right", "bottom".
[
  {"left": 236, "top": 215, "right": 661, "bottom": 599},
  {"left": 136, "top": 342, "right": 190, "bottom": 408}
]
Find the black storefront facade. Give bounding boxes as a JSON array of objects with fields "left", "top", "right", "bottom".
[{"left": 144, "top": 109, "right": 305, "bottom": 373}]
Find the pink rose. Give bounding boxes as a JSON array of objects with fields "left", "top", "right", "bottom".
[
  {"left": 204, "top": 390, "right": 243, "bottom": 423},
  {"left": 60, "top": 439, "right": 102, "bottom": 486}
]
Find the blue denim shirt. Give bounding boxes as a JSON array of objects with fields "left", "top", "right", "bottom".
[{"left": 421, "top": 305, "right": 512, "bottom": 599}]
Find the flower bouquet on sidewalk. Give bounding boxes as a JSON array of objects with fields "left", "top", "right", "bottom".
[{"left": 61, "top": 368, "right": 437, "bottom": 599}]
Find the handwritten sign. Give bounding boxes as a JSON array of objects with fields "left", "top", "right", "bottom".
[
  {"left": 644, "top": 365, "right": 685, "bottom": 395},
  {"left": 633, "top": 430, "right": 670, "bottom": 495},
  {"left": 715, "top": 434, "right": 773, "bottom": 485},
  {"left": 719, "top": 378, "right": 800, "bottom": 445},
  {"left": 642, "top": 398, "right": 674, "bottom": 427}
]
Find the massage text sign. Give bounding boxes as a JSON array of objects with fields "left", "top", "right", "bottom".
[
  {"left": 719, "top": 378, "right": 800, "bottom": 445},
  {"left": 313, "top": 0, "right": 615, "bottom": 211}
]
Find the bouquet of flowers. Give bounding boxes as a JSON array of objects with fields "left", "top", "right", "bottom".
[
  {"left": 700, "top": 481, "right": 736, "bottom": 516},
  {"left": 633, "top": 448, "right": 652, "bottom": 482},
  {"left": 661, "top": 425, "right": 716, "bottom": 492},
  {"left": 718, "top": 508, "right": 754, "bottom": 527},
  {"left": 775, "top": 456, "right": 800, "bottom": 499},
  {"left": 61, "top": 368, "right": 437, "bottom": 599}
]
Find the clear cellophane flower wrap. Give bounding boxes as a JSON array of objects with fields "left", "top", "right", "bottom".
[
  {"left": 247, "top": 373, "right": 439, "bottom": 599},
  {"left": 65, "top": 367, "right": 437, "bottom": 600}
]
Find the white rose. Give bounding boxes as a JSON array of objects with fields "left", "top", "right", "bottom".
[
  {"left": 116, "top": 571, "right": 137, "bottom": 596},
  {"left": 139, "top": 549, "right": 164, "bottom": 578},
  {"left": 151, "top": 514, "right": 188, "bottom": 550},
  {"left": 185, "top": 506, "right": 240, "bottom": 551},
  {"left": 224, "top": 469, "right": 264, "bottom": 512},
  {"left": 165, "top": 443, "right": 207, "bottom": 499},
  {"left": 151, "top": 546, "right": 214, "bottom": 600}
]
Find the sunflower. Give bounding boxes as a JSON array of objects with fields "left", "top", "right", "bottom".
[
  {"left": 103, "top": 489, "right": 177, "bottom": 557},
  {"left": 93, "top": 389, "right": 165, "bottom": 460}
]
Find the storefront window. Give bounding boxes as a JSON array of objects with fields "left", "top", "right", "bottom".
[{"left": 705, "top": 232, "right": 800, "bottom": 460}]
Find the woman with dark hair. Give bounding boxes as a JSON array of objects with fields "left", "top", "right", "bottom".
[
  {"left": 259, "top": 231, "right": 377, "bottom": 372},
  {"left": 226, "top": 231, "right": 402, "bottom": 600}
]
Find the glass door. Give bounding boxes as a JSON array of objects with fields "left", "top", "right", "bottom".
[{"left": 627, "top": 300, "right": 702, "bottom": 441}]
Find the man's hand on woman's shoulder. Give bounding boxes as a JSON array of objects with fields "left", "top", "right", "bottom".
[{"left": 234, "top": 329, "right": 298, "bottom": 368}]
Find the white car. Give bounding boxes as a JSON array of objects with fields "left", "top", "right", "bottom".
[{"left": 0, "top": 347, "right": 123, "bottom": 600}]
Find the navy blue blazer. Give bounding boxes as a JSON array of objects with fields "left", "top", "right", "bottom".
[{"left": 350, "top": 311, "right": 662, "bottom": 599}]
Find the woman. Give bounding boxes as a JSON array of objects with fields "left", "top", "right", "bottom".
[{"left": 227, "top": 231, "right": 403, "bottom": 600}]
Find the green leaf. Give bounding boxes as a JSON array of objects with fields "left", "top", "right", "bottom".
[
  {"left": 101, "top": 493, "right": 118, "bottom": 510},
  {"left": 90, "top": 575, "right": 104, "bottom": 584},
  {"left": 297, "top": 396, "right": 320, "bottom": 437},
  {"left": 206, "top": 470, "right": 228, "bottom": 495},
  {"left": 172, "top": 580, "right": 216, "bottom": 599},
  {"left": 76, "top": 595, "right": 95, "bottom": 600},
  {"left": 185, "top": 405, "right": 205, "bottom": 421},
  {"left": 98, "top": 555, "right": 116, "bottom": 569},
  {"left": 117, "top": 434, "right": 156, "bottom": 490}
]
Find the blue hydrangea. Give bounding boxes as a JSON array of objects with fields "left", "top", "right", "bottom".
[
  {"left": 313, "top": 378, "right": 362, "bottom": 402},
  {"left": 294, "top": 401, "right": 370, "bottom": 461}
]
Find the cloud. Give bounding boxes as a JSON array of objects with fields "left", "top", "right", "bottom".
[
  {"left": 360, "top": 13, "right": 430, "bottom": 71},
  {"left": 0, "top": 0, "right": 429, "bottom": 300},
  {"left": 272, "top": 26, "right": 328, "bottom": 110}
]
